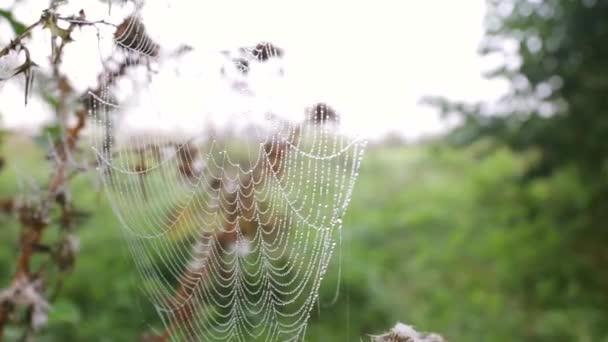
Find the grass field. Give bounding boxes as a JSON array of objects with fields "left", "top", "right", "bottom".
[{"left": 1, "top": 135, "right": 606, "bottom": 341}]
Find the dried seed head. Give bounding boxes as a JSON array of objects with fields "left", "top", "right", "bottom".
[
  {"left": 56, "top": 235, "right": 79, "bottom": 272},
  {"left": 176, "top": 143, "right": 200, "bottom": 180},
  {"left": 233, "top": 58, "right": 250, "bottom": 74},
  {"left": 208, "top": 178, "right": 222, "bottom": 191},
  {"left": 31, "top": 305, "right": 48, "bottom": 331},
  {"left": 369, "top": 323, "right": 447, "bottom": 342},
  {"left": 307, "top": 102, "right": 339, "bottom": 125},
  {"left": 251, "top": 42, "right": 284, "bottom": 62},
  {"left": 114, "top": 16, "right": 159, "bottom": 57}
]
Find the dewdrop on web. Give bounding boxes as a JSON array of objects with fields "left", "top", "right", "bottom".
[{"left": 87, "top": 8, "right": 368, "bottom": 339}]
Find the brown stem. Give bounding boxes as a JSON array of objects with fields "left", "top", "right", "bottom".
[
  {"left": 0, "top": 9, "right": 91, "bottom": 338},
  {"left": 0, "top": 199, "right": 14, "bottom": 214},
  {"left": 150, "top": 152, "right": 285, "bottom": 339},
  {"left": 0, "top": 302, "right": 9, "bottom": 340}
]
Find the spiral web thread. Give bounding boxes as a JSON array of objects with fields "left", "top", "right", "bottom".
[{"left": 88, "top": 10, "right": 366, "bottom": 342}]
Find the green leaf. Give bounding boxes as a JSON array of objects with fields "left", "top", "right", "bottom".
[
  {"left": 48, "top": 300, "right": 81, "bottom": 325},
  {"left": 43, "top": 17, "right": 72, "bottom": 42},
  {"left": 0, "top": 9, "right": 27, "bottom": 35},
  {"left": 34, "top": 124, "right": 63, "bottom": 148}
]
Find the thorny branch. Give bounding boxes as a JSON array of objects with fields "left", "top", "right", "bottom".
[
  {"left": 0, "top": 9, "right": 82, "bottom": 338},
  {"left": 0, "top": 19, "right": 43, "bottom": 58},
  {"left": 0, "top": 7, "right": 151, "bottom": 340},
  {"left": 1, "top": 6, "right": 331, "bottom": 340}
]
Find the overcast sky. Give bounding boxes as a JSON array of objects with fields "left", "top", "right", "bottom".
[{"left": 0, "top": 0, "right": 508, "bottom": 140}]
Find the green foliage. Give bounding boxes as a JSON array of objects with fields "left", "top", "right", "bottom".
[
  {"left": 432, "top": 0, "right": 608, "bottom": 179},
  {"left": 308, "top": 144, "right": 608, "bottom": 341},
  {"left": 3, "top": 138, "right": 605, "bottom": 341},
  {"left": 0, "top": 9, "right": 27, "bottom": 35},
  {"left": 34, "top": 124, "right": 63, "bottom": 149},
  {"left": 2, "top": 1, "right": 607, "bottom": 340},
  {"left": 424, "top": 2, "right": 608, "bottom": 339}
]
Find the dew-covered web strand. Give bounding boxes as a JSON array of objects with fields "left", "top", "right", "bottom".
[
  {"left": 88, "top": 9, "right": 366, "bottom": 341},
  {"left": 93, "top": 114, "right": 363, "bottom": 340}
]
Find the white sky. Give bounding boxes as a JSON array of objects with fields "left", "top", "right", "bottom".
[{"left": 0, "top": 0, "right": 508, "bottom": 140}]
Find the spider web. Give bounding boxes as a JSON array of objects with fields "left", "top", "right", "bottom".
[{"left": 88, "top": 9, "right": 366, "bottom": 342}]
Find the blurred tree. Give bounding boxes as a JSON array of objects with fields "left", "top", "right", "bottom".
[
  {"left": 426, "top": 0, "right": 608, "bottom": 338},
  {"left": 433, "top": 0, "right": 608, "bottom": 189},
  {"left": 431, "top": 0, "right": 608, "bottom": 180}
]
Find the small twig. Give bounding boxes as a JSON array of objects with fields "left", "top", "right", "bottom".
[
  {"left": 0, "top": 7, "right": 95, "bottom": 339},
  {"left": 56, "top": 16, "right": 117, "bottom": 28},
  {"left": 0, "top": 18, "right": 43, "bottom": 58}
]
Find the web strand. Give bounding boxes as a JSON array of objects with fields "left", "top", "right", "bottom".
[{"left": 89, "top": 10, "right": 366, "bottom": 341}]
